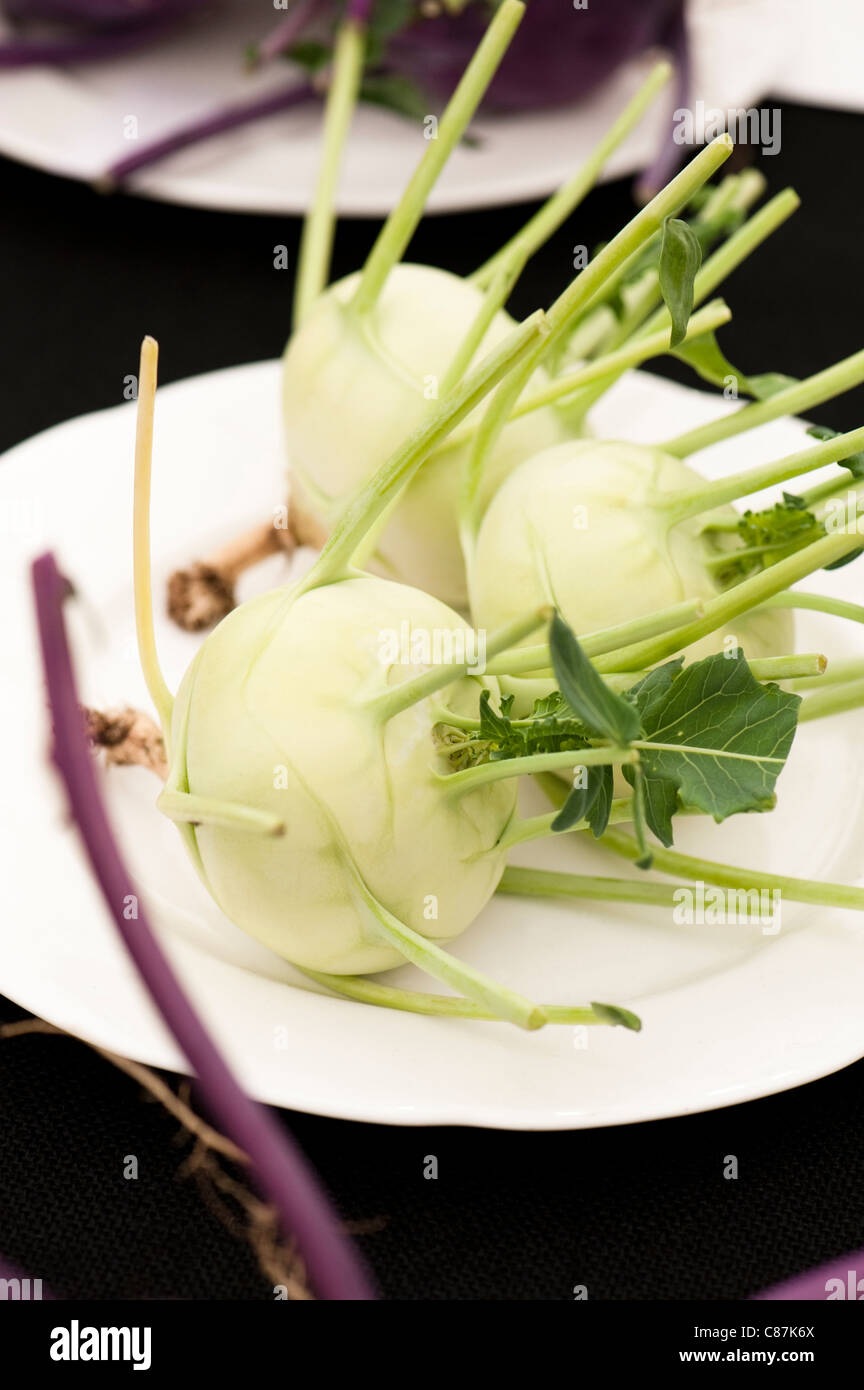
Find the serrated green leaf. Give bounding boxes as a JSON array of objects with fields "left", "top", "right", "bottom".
[
  {"left": 624, "top": 658, "right": 684, "bottom": 726},
  {"left": 473, "top": 686, "right": 590, "bottom": 765},
  {"left": 477, "top": 687, "right": 516, "bottom": 758},
  {"left": 737, "top": 499, "right": 818, "bottom": 549},
  {"left": 532, "top": 691, "right": 567, "bottom": 719},
  {"left": 627, "top": 649, "right": 800, "bottom": 827}
]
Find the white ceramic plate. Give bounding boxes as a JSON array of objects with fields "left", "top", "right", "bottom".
[
  {"left": 0, "top": 1, "right": 799, "bottom": 216},
  {"left": 1, "top": 360, "right": 863, "bottom": 1129}
]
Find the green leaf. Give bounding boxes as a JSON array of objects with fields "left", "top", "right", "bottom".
[
  {"left": 658, "top": 217, "right": 702, "bottom": 347},
  {"left": 635, "top": 766, "right": 679, "bottom": 847},
  {"left": 711, "top": 484, "right": 860, "bottom": 583},
  {"left": 590, "top": 1002, "right": 642, "bottom": 1032},
  {"left": 477, "top": 687, "right": 514, "bottom": 754},
  {"left": 824, "top": 545, "right": 864, "bottom": 571},
  {"left": 471, "top": 687, "right": 591, "bottom": 766},
  {"left": 620, "top": 660, "right": 683, "bottom": 844},
  {"left": 672, "top": 330, "right": 771, "bottom": 401},
  {"left": 672, "top": 328, "right": 795, "bottom": 403},
  {"left": 361, "top": 72, "right": 432, "bottom": 126},
  {"left": 531, "top": 691, "right": 568, "bottom": 719},
  {"left": 585, "top": 765, "right": 614, "bottom": 838},
  {"left": 737, "top": 499, "right": 818, "bottom": 549},
  {"left": 805, "top": 423, "right": 864, "bottom": 479},
  {"left": 548, "top": 612, "right": 642, "bottom": 744},
  {"left": 673, "top": 330, "right": 744, "bottom": 391},
  {"left": 551, "top": 765, "right": 606, "bottom": 833},
  {"left": 618, "top": 209, "right": 738, "bottom": 298},
  {"left": 625, "top": 657, "right": 685, "bottom": 720},
  {"left": 287, "top": 39, "right": 332, "bottom": 74},
  {"left": 626, "top": 649, "right": 800, "bottom": 829}
]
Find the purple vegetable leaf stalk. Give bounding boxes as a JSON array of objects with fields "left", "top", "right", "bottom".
[{"left": 30, "top": 550, "right": 375, "bottom": 1302}]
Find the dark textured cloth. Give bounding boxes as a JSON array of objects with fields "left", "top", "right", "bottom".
[{"left": 1, "top": 102, "right": 863, "bottom": 1301}]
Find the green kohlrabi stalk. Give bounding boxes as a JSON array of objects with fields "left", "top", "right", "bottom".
[
  {"left": 459, "top": 135, "right": 735, "bottom": 554},
  {"left": 551, "top": 185, "right": 799, "bottom": 428},
  {"left": 292, "top": 9, "right": 369, "bottom": 328},
  {"left": 496, "top": 752, "right": 864, "bottom": 917}
]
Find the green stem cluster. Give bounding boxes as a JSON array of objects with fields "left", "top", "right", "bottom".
[
  {"left": 292, "top": 17, "right": 367, "bottom": 328},
  {"left": 351, "top": 0, "right": 525, "bottom": 317},
  {"left": 461, "top": 135, "right": 735, "bottom": 537}
]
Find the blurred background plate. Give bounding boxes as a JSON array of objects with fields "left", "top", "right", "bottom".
[{"left": 0, "top": 0, "right": 825, "bottom": 216}]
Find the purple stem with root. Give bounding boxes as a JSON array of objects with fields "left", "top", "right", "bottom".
[{"left": 30, "top": 550, "right": 375, "bottom": 1303}]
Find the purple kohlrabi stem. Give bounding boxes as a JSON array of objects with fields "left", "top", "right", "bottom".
[
  {"left": 31, "top": 551, "right": 375, "bottom": 1303},
  {"left": 751, "top": 1250, "right": 864, "bottom": 1301},
  {"left": 101, "top": 80, "right": 316, "bottom": 186}
]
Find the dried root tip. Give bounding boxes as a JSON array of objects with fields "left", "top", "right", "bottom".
[
  {"left": 167, "top": 561, "right": 237, "bottom": 632},
  {"left": 84, "top": 705, "right": 168, "bottom": 780},
  {"left": 167, "top": 519, "right": 296, "bottom": 633}
]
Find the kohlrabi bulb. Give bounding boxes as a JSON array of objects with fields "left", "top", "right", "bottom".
[
  {"left": 169, "top": 574, "right": 515, "bottom": 975},
  {"left": 281, "top": 263, "right": 567, "bottom": 609},
  {"left": 469, "top": 438, "right": 794, "bottom": 665}
]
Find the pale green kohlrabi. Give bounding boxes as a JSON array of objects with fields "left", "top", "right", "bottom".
[
  {"left": 281, "top": 263, "right": 565, "bottom": 608},
  {"left": 170, "top": 575, "right": 515, "bottom": 976},
  {"left": 134, "top": 324, "right": 640, "bottom": 1031},
  {"left": 467, "top": 347, "right": 864, "bottom": 711},
  {"left": 468, "top": 439, "right": 794, "bottom": 678}
]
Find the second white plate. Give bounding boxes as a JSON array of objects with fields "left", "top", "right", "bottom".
[{"left": 0, "top": 1, "right": 796, "bottom": 215}]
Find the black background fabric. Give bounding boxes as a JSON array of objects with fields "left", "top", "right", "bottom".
[{"left": 1, "top": 101, "right": 863, "bottom": 1301}]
